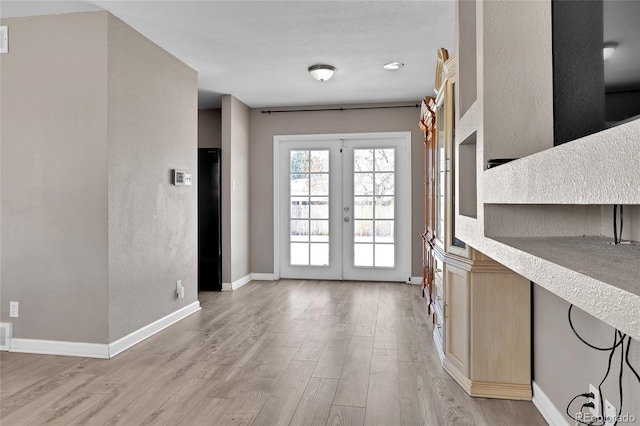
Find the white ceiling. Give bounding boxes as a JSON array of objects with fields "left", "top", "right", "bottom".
[
  {"left": 0, "top": 0, "right": 456, "bottom": 109},
  {"left": 2, "top": 1, "right": 637, "bottom": 107}
]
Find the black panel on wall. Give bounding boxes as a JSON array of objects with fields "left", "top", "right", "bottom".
[
  {"left": 552, "top": 0, "right": 605, "bottom": 146},
  {"left": 198, "top": 148, "right": 222, "bottom": 291}
]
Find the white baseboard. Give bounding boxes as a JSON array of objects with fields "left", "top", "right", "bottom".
[
  {"left": 108, "top": 301, "right": 200, "bottom": 358},
  {"left": 532, "top": 381, "right": 569, "bottom": 426},
  {"left": 232, "top": 273, "right": 252, "bottom": 290},
  {"left": 237, "top": 274, "right": 416, "bottom": 284},
  {"left": 9, "top": 302, "right": 201, "bottom": 359},
  {"left": 251, "top": 273, "right": 276, "bottom": 281},
  {"left": 223, "top": 273, "right": 254, "bottom": 291},
  {"left": 10, "top": 338, "right": 109, "bottom": 358}
]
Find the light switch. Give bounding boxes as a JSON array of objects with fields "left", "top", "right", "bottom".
[{"left": 9, "top": 301, "right": 18, "bottom": 318}]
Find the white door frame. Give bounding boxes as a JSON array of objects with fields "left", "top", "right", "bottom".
[{"left": 273, "top": 131, "right": 412, "bottom": 282}]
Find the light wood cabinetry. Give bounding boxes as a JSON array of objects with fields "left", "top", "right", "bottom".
[
  {"left": 419, "top": 48, "right": 532, "bottom": 401},
  {"left": 444, "top": 261, "right": 469, "bottom": 375}
]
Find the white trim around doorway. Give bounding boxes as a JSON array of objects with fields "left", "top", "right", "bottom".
[{"left": 273, "top": 131, "right": 412, "bottom": 282}]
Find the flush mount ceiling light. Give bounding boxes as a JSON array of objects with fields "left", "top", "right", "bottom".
[
  {"left": 383, "top": 61, "right": 404, "bottom": 70},
  {"left": 308, "top": 64, "right": 336, "bottom": 82},
  {"left": 603, "top": 42, "right": 618, "bottom": 60}
]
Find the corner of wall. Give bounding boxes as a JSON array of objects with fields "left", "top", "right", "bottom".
[
  {"left": 221, "top": 95, "right": 252, "bottom": 283},
  {"left": 106, "top": 12, "right": 198, "bottom": 342},
  {"left": 0, "top": 11, "right": 110, "bottom": 343}
]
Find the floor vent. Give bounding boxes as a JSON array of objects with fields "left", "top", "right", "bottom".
[
  {"left": 0, "top": 26, "right": 7, "bottom": 54},
  {"left": 0, "top": 322, "right": 12, "bottom": 350}
]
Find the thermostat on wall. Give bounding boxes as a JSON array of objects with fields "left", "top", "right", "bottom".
[{"left": 172, "top": 169, "right": 192, "bottom": 186}]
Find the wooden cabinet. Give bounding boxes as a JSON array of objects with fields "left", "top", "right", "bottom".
[
  {"left": 432, "top": 251, "right": 445, "bottom": 359},
  {"left": 444, "top": 262, "right": 469, "bottom": 376},
  {"left": 419, "top": 48, "right": 532, "bottom": 401},
  {"left": 441, "top": 251, "right": 532, "bottom": 400}
]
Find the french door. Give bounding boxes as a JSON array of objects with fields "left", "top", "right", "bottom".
[{"left": 276, "top": 132, "right": 411, "bottom": 282}]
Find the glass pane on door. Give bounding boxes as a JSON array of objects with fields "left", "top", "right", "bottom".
[
  {"left": 436, "top": 104, "right": 445, "bottom": 241},
  {"left": 353, "top": 148, "right": 395, "bottom": 268},
  {"left": 290, "top": 149, "right": 330, "bottom": 266}
]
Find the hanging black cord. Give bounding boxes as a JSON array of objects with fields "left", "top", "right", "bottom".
[
  {"left": 566, "top": 394, "right": 600, "bottom": 425},
  {"left": 619, "top": 205, "right": 623, "bottom": 243},
  {"left": 613, "top": 205, "right": 618, "bottom": 244},
  {"left": 567, "top": 304, "right": 640, "bottom": 426},
  {"left": 595, "top": 330, "right": 623, "bottom": 426},
  {"left": 568, "top": 305, "right": 623, "bottom": 351},
  {"left": 612, "top": 205, "right": 624, "bottom": 244},
  {"left": 626, "top": 336, "right": 640, "bottom": 384},
  {"left": 566, "top": 305, "right": 626, "bottom": 426},
  {"left": 613, "top": 334, "right": 625, "bottom": 426}
]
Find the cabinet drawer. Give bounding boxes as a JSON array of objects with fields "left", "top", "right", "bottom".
[
  {"left": 434, "top": 256, "right": 444, "bottom": 281},
  {"left": 434, "top": 274, "right": 444, "bottom": 313},
  {"left": 434, "top": 317, "right": 444, "bottom": 342},
  {"left": 433, "top": 297, "right": 444, "bottom": 341}
]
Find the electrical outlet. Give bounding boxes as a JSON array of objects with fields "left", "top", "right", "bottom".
[
  {"left": 604, "top": 399, "right": 616, "bottom": 426},
  {"left": 9, "top": 302, "right": 18, "bottom": 318},
  {"left": 589, "top": 384, "right": 600, "bottom": 418},
  {"left": 176, "top": 280, "right": 182, "bottom": 298}
]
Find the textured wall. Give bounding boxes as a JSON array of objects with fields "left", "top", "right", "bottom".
[
  {"left": 482, "top": 0, "right": 554, "bottom": 164},
  {"left": 198, "top": 109, "right": 222, "bottom": 148},
  {"left": 230, "top": 96, "right": 251, "bottom": 283},
  {"left": 457, "top": 0, "right": 477, "bottom": 118},
  {"left": 107, "top": 14, "right": 198, "bottom": 341},
  {"left": 534, "top": 285, "right": 640, "bottom": 422},
  {"left": 482, "top": 119, "right": 640, "bottom": 205},
  {"left": 221, "top": 95, "right": 251, "bottom": 284},
  {"left": 248, "top": 103, "right": 424, "bottom": 276},
  {"left": 484, "top": 205, "right": 602, "bottom": 238},
  {"left": 0, "top": 12, "right": 109, "bottom": 343}
]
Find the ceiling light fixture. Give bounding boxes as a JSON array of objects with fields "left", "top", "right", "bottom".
[
  {"left": 383, "top": 61, "right": 404, "bottom": 70},
  {"left": 603, "top": 42, "right": 618, "bottom": 60},
  {"left": 308, "top": 64, "right": 336, "bottom": 82}
]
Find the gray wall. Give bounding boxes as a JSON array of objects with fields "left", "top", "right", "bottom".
[
  {"left": 482, "top": 0, "right": 554, "bottom": 164},
  {"left": 248, "top": 103, "right": 424, "bottom": 276},
  {"left": 107, "top": 14, "right": 198, "bottom": 341},
  {"left": 0, "top": 12, "right": 110, "bottom": 343},
  {"left": 198, "top": 109, "right": 222, "bottom": 148},
  {"left": 221, "top": 95, "right": 251, "bottom": 284},
  {"left": 0, "top": 11, "right": 198, "bottom": 345},
  {"left": 534, "top": 285, "right": 640, "bottom": 422}
]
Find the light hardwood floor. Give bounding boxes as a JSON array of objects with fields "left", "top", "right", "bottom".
[{"left": 0, "top": 280, "right": 546, "bottom": 425}]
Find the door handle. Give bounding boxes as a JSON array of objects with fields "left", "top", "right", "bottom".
[{"left": 344, "top": 217, "right": 350, "bottom": 222}]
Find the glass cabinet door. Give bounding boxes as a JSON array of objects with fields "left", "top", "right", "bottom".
[
  {"left": 449, "top": 83, "right": 466, "bottom": 250},
  {"left": 435, "top": 101, "right": 446, "bottom": 245}
]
